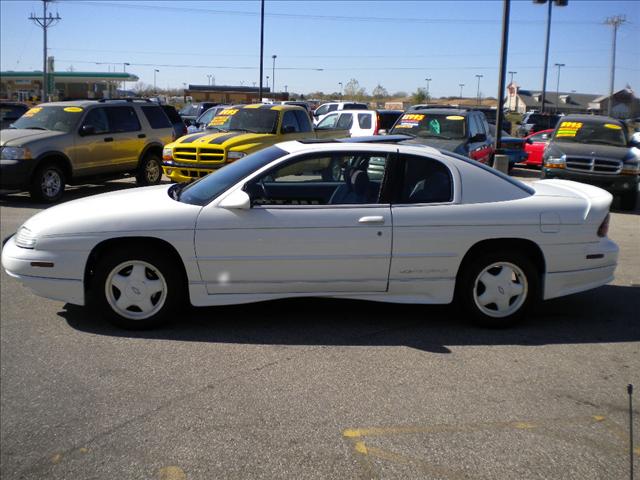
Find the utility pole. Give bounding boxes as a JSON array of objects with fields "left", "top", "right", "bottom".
[
  {"left": 605, "top": 15, "right": 626, "bottom": 116},
  {"left": 425, "top": 77, "right": 432, "bottom": 103},
  {"left": 258, "top": 0, "right": 265, "bottom": 101},
  {"left": 29, "top": 0, "right": 61, "bottom": 102},
  {"left": 475, "top": 74, "right": 483, "bottom": 105},
  {"left": 272, "top": 54, "right": 277, "bottom": 96},
  {"left": 554, "top": 63, "right": 565, "bottom": 112},
  {"left": 494, "top": 0, "right": 511, "bottom": 155},
  {"left": 459, "top": 83, "right": 465, "bottom": 100}
]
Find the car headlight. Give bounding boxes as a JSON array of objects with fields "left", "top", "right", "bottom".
[
  {"left": 162, "top": 147, "right": 173, "bottom": 161},
  {"left": 227, "top": 151, "right": 246, "bottom": 161},
  {"left": 15, "top": 226, "right": 37, "bottom": 249},
  {"left": 1, "top": 147, "right": 32, "bottom": 160},
  {"left": 621, "top": 161, "right": 640, "bottom": 175},
  {"left": 544, "top": 154, "right": 566, "bottom": 169}
]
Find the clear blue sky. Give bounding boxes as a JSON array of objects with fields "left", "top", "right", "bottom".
[{"left": 1, "top": 0, "right": 639, "bottom": 98}]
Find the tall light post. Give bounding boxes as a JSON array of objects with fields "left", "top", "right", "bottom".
[
  {"left": 206, "top": 74, "right": 212, "bottom": 86},
  {"left": 459, "top": 83, "right": 465, "bottom": 100},
  {"left": 122, "top": 62, "right": 130, "bottom": 94},
  {"left": 272, "top": 54, "right": 277, "bottom": 95},
  {"left": 533, "top": 0, "right": 569, "bottom": 113},
  {"left": 338, "top": 82, "right": 343, "bottom": 98},
  {"left": 475, "top": 74, "right": 483, "bottom": 105},
  {"left": 554, "top": 63, "right": 565, "bottom": 112},
  {"left": 266, "top": 75, "right": 270, "bottom": 90},
  {"left": 153, "top": 69, "right": 159, "bottom": 94},
  {"left": 425, "top": 77, "right": 432, "bottom": 103},
  {"left": 605, "top": 15, "right": 626, "bottom": 116}
]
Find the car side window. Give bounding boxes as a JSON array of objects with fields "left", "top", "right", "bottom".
[
  {"left": 245, "top": 152, "right": 389, "bottom": 206},
  {"left": 82, "top": 107, "right": 109, "bottom": 134},
  {"left": 316, "top": 113, "right": 339, "bottom": 129},
  {"left": 281, "top": 111, "right": 301, "bottom": 133},
  {"left": 469, "top": 115, "right": 481, "bottom": 137},
  {"left": 141, "top": 106, "right": 171, "bottom": 129},
  {"left": 107, "top": 106, "right": 141, "bottom": 133},
  {"left": 336, "top": 113, "right": 353, "bottom": 130},
  {"left": 358, "top": 113, "right": 372, "bottom": 129},
  {"left": 293, "top": 110, "right": 312, "bottom": 132},
  {"left": 398, "top": 154, "right": 453, "bottom": 204},
  {"left": 327, "top": 104, "right": 338, "bottom": 113}
]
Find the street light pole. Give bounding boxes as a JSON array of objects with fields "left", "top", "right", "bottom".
[
  {"left": 338, "top": 82, "right": 343, "bottom": 98},
  {"left": 123, "top": 62, "right": 130, "bottom": 95},
  {"left": 207, "top": 74, "right": 212, "bottom": 86},
  {"left": 605, "top": 15, "right": 626, "bottom": 116},
  {"left": 266, "top": 76, "right": 270, "bottom": 90},
  {"left": 154, "top": 69, "right": 159, "bottom": 94},
  {"left": 459, "top": 83, "right": 465, "bottom": 100},
  {"left": 272, "top": 54, "right": 277, "bottom": 96},
  {"left": 475, "top": 74, "right": 483, "bottom": 105},
  {"left": 554, "top": 63, "right": 565, "bottom": 112},
  {"left": 258, "top": 0, "right": 264, "bottom": 101},
  {"left": 425, "top": 77, "right": 432, "bottom": 103}
]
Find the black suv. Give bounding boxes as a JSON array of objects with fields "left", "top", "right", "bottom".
[
  {"left": 541, "top": 114, "right": 640, "bottom": 210},
  {"left": 389, "top": 108, "right": 495, "bottom": 164},
  {"left": 1, "top": 102, "right": 29, "bottom": 130},
  {"left": 516, "top": 112, "right": 561, "bottom": 137}
]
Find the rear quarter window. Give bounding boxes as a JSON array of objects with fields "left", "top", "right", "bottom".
[
  {"left": 141, "top": 106, "right": 172, "bottom": 129},
  {"left": 107, "top": 106, "right": 141, "bottom": 132}
]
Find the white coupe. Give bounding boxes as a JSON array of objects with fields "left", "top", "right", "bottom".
[{"left": 2, "top": 139, "right": 619, "bottom": 329}]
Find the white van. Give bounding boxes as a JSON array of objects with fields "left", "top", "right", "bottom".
[
  {"left": 314, "top": 109, "right": 403, "bottom": 137},
  {"left": 313, "top": 101, "right": 368, "bottom": 125}
]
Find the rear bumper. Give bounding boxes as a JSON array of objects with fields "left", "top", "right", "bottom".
[{"left": 542, "top": 168, "right": 639, "bottom": 194}]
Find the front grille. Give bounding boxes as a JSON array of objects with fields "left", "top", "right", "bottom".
[
  {"left": 565, "top": 156, "right": 622, "bottom": 175},
  {"left": 173, "top": 147, "right": 225, "bottom": 164}
]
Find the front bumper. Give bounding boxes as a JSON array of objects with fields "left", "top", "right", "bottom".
[
  {"left": 542, "top": 168, "right": 639, "bottom": 193},
  {"left": 163, "top": 161, "right": 220, "bottom": 182},
  {"left": 1, "top": 235, "right": 85, "bottom": 305},
  {"left": 0, "top": 159, "right": 35, "bottom": 190}
]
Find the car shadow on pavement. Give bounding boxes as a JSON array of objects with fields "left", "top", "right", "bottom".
[{"left": 60, "top": 284, "right": 640, "bottom": 354}]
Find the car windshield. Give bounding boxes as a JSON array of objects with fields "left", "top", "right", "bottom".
[
  {"left": 390, "top": 113, "right": 467, "bottom": 139},
  {"left": 208, "top": 108, "right": 279, "bottom": 134},
  {"left": 198, "top": 108, "right": 218, "bottom": 126},
  {"left": 179, "top": 104, "right": 197, "bottom": 116},
  {"left": 10, "top": 105, "right": 84, "bottom": 132},
  {"left": 176, "top": 146, "right": 288, "bottom": 206},
  {"left": 553, "top": 119, "right": 627, "bottom": 146}
]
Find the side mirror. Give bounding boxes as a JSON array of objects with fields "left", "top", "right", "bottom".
[
  {"left": 218, "top": 189, "right": 251, "bottom": 210},
  {"left": 80, "top": 124, "right": 95, "bottom": 136}
]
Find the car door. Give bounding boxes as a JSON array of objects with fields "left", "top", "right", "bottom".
[
  {"left": 105, "top": 106, "right": 145, "bottom": 170},
  {"left": 194, "top": 150, "right": 393, "bottom": 295},
  {"left": 388, "top": 153, "right": 459, "bottom": 299},
  {"left": 70, "top": 106, "right": 116, "bottom": 176},
  {"left": 467, "top": 113, "right": 492, "bottom": 163}
]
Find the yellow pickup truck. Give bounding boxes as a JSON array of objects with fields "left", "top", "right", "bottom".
[{"left": 162, "top": 104, "right": 350, "bottom": 182}]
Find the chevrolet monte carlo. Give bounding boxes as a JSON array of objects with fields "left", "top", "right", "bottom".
[{"left": 2, "top": 140, "right": 618, "bottom": 329}]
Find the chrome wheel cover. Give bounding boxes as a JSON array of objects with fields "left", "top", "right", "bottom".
[
  {"left": 473, "top": 262, "right": 528, "bottom": 318},
  {"left": 145, "top": 159, "right": 161, "bottom": 183},
  {"left": 41, "top": 169, "right": 62, "bottom": 198},
  {"left": 105, "top": 260, "right": 167, "bottom": 320}
]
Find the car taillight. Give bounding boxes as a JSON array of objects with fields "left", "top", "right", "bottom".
[
  {"left": 374, "top": 113, "right": 380, "bottom": 135},
  {"left": 597, "top": 213, "right": 610, "bottom": 238}
]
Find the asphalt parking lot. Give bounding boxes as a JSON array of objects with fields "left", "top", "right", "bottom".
[{"left": 1, "top": 172, "right": 638, "bottom": 480}]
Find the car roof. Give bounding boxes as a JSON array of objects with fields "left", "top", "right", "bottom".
[
  {"left": 410, "top": 108, "right": 470, "bottom": 116},
  {"left": 239, "top": 103, "right": 306, "bottom": 112},
  {"left": 560, "top": 114, "right": 624, "bottom": 124},
  {"left": 278, "top": 139, "right": 442, "bottom": 157}
]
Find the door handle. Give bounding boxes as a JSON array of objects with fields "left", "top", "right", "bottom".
[
  {"left": 138, "top": 134, "right": 146, "bottom": 139},
  {"left": 104, "top": 137, "right": 114, "bottom": 142},
  {"left": 358, "top": 216, "right": 385, "bottom": 225}
]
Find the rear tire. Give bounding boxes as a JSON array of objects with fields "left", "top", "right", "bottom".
[
  {"left": 136, "top": 153, "right": 163, "bottom": 186},
  {"left": 89, "top": 247, "right": 185, "bottom": 329},
  {"left": 457, "top": 251, "right": 539, "bottom": 328},
  {"left": 29, "top": 162, "right": 66, "bottom": 203}
]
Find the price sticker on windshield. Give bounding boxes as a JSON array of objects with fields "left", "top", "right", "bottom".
[
  {"left": 400, "top": 114, "right": 425, "bottom": 122},
  {"left": 63, "top": 107, "right": 83, "bottom": 113},
  {"left": 219, "top": 109, "right": 239, "bottom": 116},
  {"left": 210, "top": 116, "right": 229, "bottom": 126},
  {"left": 23, "top": 107, "right": 42, "bottom": 118},
  {"left": 556, "top": 121, "right": 583, "bottom": 137},
  {"left": 604, "top": 123, "right": 622, "bottom": 130}
]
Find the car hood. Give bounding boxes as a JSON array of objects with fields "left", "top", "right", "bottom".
[
  {"left": 174, "top": 130, "right": 272, "bottom": 149},
  {"left": 398, "top": 136, "right": 466, "bottom": 153},
  {"left": 550, "top": 141, "right": 629, "bottom": 159},
  {"left": 22, "top": 185, "right": 202, "bottom": 237},
  {"left": 0, "top": 129, "right": 66, "bottom": 147}
]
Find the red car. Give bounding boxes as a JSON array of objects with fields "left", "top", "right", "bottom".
[{"left": 522, "top": 129, "right": 554, "bottom": 167}]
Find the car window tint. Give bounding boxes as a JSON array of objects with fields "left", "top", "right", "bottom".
[
  {"left": 336, "top": 113, "right": 353, "bottom": 130},
  {"left": 315, "top": 105, "right": 329, "bottom": 116},
  {"left": 141, "top": 106, "right": 172, "bottom": 129},
  {"left": 469, "top": 115, "right": 481, "bottom": 137},
  {"left": 107, "top": 106, "right": 141, "bottom": 132},
  {"left": 399, "top": 154, "right": 452, "bottom": 204},
  {"left": 281, "top": 111, "right": 301, "bottom": 133},
  {"left": 358, "top": 113, "right": 372, "bottom": 129},
  {"left": 327, "top": 104, "right": 338, "bottom": 112},
  {"left": 161, "top": 106, "right": 182, "bottom": 123},
  {"left": 293, "top": 110, "right": 312, "bottom": 132},
  {"left": 346, "top": 103, "right": 367, "bottom": 110},
  {"left": 379, "top": 112, "right": 401, "bottom": 129},
  {"left": 83, "top": 107, "right": 110, "bottom": 134},
  {"left": 246, "top": 152, "right": 389, "bottom": 206}
]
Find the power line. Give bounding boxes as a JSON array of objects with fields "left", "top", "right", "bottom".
[{"left": 66, "top": 1, "right": 603, "bottom": 26}]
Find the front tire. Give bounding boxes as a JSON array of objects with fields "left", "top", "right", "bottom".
[
  {"left": 30, "top": 162, "right": 66, "bottom": 203},
  {"left": 458, "top": 251, "right": 539, "bottom": 328},
  {"left": 90, "top": 247, "right": 185, "bottom": 329},
  {"left": 136, "top": 153, "right": 163, "bottom": 186}
]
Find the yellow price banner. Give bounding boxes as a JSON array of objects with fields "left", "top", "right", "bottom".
[
  {"left": 63, "top": 107, "right": 83, "bottom": 113},
  {"left": 219, "top": 109, "right": 239, "bottom": 116},
  {"left": 210, "top": 116, "right": 229, "bottom": 126},
  {"left": 401, "top": 114, "right": 425, "bottom": 121},
  {"left": 23, "top": 107, "right": 42, "bottom": 118}
]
